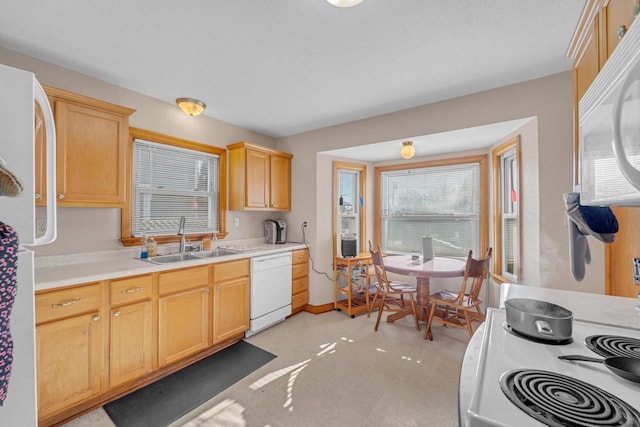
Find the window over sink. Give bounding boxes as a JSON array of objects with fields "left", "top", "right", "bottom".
[{"left": 120, "top": 128, "right": 226, "bottom": 247}]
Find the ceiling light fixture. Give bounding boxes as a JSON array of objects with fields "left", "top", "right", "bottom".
[
  {"left": 326, "top": 0, "right": 364, "bottom": 7},
  {"left": 176, "top": 98, "right": 206, "bottom": 116},
  {"left": 400, "top": 141, "right": 415, "bottom": 159}
]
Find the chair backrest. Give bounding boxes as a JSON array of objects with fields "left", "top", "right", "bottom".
[
  {"left": 457, "top": 248, "right": 492, "bottom": 305},
  {"left": 368, "top": 241, "right": 391, "bottom": 292}
]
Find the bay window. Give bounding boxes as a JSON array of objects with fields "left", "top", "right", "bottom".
[
  {"left": 492, "top": 137, "right": 520, "bottom": 282},
  {"left": 375, "top": 155, "right": 488, "bottom": 257}
]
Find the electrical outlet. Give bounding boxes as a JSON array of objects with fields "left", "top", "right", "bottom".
[
  {"left": 302, "top": 221, "right": 308, "bottom": 228},
  {"left": 234, "top": 217, "right": 240, "bottom": 227},
  {"left": 37, "top": 218, "right": 47, "bottom": 234}
]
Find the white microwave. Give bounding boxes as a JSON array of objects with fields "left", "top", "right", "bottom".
[{"left": 579, "top": 18, "right": 640, "bottom": 206}]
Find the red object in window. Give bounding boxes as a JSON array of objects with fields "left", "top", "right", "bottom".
[{"left": 511, "top": 189, "right": 517, "bottom": 203}]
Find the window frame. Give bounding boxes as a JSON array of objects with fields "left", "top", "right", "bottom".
[
  {"left": 120, "top": 127, "right": 227, "bottom": 247},
  {"left": 491, "top": 136, "right": 521, "bottom": 283},
  {"left": 374, "top": 154, "right": 488, "bottom": 256},
  {"left": 333, "top": 161, "right": 367, "bottom": 259}
]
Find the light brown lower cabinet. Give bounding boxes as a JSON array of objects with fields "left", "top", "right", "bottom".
[
  {"left": 109, "top": 301, "right": 153, "bottom": 387},
  {"left": 109, "top": 274, "right": 154, "bottom": 387},
  {"left": 291, "top": 249, "right": 309, "bottom": 313},
  {"left": 212, "top": 259, "right": 250, "bottom": 343},
  {"left": 158, "top": 286, "right": 210, "bottom": 366},
  {"left": 35, "top": 282, "right": 103, "bottom": 421},
  {"left": 158, "top": 266, "right": 210, "bottom": 367},
  {"left": 33, "top": 256, "right": 284, "bottom": 426}
]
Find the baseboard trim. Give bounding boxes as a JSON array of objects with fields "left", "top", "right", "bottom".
[{"left": 303, "top": 303, "right": 334, "bottom": 314}]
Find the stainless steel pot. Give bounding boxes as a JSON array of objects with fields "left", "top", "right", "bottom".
[{"left": 504, "top": 298, "right": 573, "bottom": 341}]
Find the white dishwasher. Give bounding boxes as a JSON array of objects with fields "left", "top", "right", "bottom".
[{"left": 246, "top": 252, "right": 292, "bottom": 337}]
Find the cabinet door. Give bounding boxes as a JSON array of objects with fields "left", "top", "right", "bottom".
[
  {"left": 270, "top": 154, "right": 291, "bottom": 210},
  {"left": 213, "top": 277, "right": 250, "bottom": 343},
  {"left": 158, "top": 287, "right": 210, "bottom": 367},
  {"left": 36, "top": 313, "right": 102, "bottom": 419},
  {"left": 608, "top": 207, "right": 640, "bottom": 297},
  {"left": 109, "top": 301, "right": 153, "bottom": 387},
  {"left": 602, "top": 0, "right": 637, "bottom": 60},
  {"left": 573, "top": 15, "right": 600, "bottom": 184},
  {"left": 246, "top": 149, "right": 269, "bottom": 208},
  {"left": 54, "top": 100, "right": 127, "bottom": 206},
  {"left": 34, "top": 101, "right": 47, "bottom": 207}
]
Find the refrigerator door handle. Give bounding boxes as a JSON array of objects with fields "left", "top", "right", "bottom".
[{"left": 33, "top": 78, "right": 57, "bottom": 245}]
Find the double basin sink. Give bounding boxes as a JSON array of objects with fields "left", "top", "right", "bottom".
[{"left": 145, "top": 249, "right": 236, "bottom": 264}]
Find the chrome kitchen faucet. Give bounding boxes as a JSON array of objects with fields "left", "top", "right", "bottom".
[{"left": 178, "top": 216, "right": 186, "bottom": 253}]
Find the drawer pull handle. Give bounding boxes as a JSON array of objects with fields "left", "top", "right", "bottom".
[
  {"left": 205, "top": 288, "right": 210, "bottom": 294},
  {"left": 93, "top": 315, "right": 100, "bottom": 322},
  {"left": 51, "top": 298, "right": 81, "bottom": 308},
  {"left": 114, "top": 311, "right": 121, "bottom": 317},
  {"left": 58, "top": 193, "right": 65, "bottom": 200},
  {"left": 216, "top": 286, "right": 222, "bottom": 291},
  {"left": 121, "top": 287, "right": 144, "bottom": 294}
]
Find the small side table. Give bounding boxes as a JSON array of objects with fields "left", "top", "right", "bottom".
[{"left": 334, "top": 253, "right": 376, "bottom": 318}]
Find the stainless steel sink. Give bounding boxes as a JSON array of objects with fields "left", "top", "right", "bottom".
[
  {"left": 145, "top": 252, "right": 199, "bottom": 264},
  {"left": 192, "top": 249, "right": 236, "bottom": 258}
]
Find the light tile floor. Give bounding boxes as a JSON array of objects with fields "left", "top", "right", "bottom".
[{"left": 63, "top": 310, "right": 470, "bottom": 427}]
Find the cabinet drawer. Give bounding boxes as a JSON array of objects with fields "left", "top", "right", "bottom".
[
  {"left": 36, "top": 283, "right": 101, "bottom": 324},
  {"left": 291, "top": 249, "right": 308, "bottom": 264},
  {"left": 292, "top": 290, "right": 309, "bottom": 312},
  {"left": 158, "top": 266, "right": 209, "bottom": 296},
  {"left": 292, "top": 277, "right": 308, "bottom": 295},
  {"left": 110, "top": 275, "right": 152, "bottom": 306},
  {"left": 292, "top": 261, "right": 309, "bottom": 280},
  {"left": 214, "top": 258, "right": 250, "bottom": 282}
]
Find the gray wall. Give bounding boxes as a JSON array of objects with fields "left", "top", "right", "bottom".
[{"left": 277, "top": 71, "right": 605, "bottom": 306}]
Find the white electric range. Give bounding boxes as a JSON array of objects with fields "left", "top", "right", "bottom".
[{"left": 463, "top": 307, "right": 640, "bottom": 427}]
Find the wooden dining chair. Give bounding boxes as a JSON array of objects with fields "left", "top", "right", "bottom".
[
  {"left": 368, "top": 241, "right": 420, "bottom": 332},
  {"left": 424, "top": 248, "right": 492, "bottom": 340}
]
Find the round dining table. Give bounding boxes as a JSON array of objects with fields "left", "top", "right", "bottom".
[{"left": 382, "top": 255, "right": 467, "bottom": 321}]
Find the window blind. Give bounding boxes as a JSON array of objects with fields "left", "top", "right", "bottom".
[
  {"left": 500, "top": 148, "right": 518, "bottom": 280},
  {"left": 380, "top": 163, "right": 480, "bottom": 256},
  {"left": 132, "top": 138, "right": 220, "bottom": 237}
]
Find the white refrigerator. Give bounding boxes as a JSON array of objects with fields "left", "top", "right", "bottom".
[{"left": 0, "top": 64, "right": 57, "bottom": 426}]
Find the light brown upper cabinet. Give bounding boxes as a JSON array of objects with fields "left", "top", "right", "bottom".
[
  {"left": 39, "top": 85, "right": 135, "bottom": 207},
  {"left": 568, "top": 0, "right": 638, "bottom": 185},
  {"left": 602, "top": 0, "right": 638, "bottom": 60},
  {"left": 227, "top": 141, "right": 293, "bottom": 211},
  {"left": 568, "top": 0, "right": 639, "bottom": 298}
]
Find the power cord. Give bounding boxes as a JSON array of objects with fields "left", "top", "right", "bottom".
[{"left": 286, "top": 221, "right": 334, "bottom": 282}]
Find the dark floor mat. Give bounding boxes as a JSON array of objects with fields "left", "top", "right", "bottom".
[{"left": 103, "top": 340, "right": 276, "bottom": 427}]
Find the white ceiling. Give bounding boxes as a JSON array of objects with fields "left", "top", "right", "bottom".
[
  {"left": 0, "top": 1, "right": 584, "bottom": 153},
  {"left": 325, "top": 117, "right": 534, "bottom": 162}
]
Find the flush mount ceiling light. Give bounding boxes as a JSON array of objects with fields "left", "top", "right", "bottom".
[
  {"left": 326, "top": 0, "right": 364, "bottom": 7},
  {"left": 400, "top": 141, "right": 415, "bottom": 159},
  {"left": 176, "top": 98, "right": 206, "bottom": 116}
]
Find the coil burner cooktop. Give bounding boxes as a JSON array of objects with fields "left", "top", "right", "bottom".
[{"left": 464, "top": 308, "right": 640, "bottom": 427}]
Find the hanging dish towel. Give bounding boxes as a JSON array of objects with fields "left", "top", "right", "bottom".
[
  {"left": 563, "top": 192, "right": 618, "bottom": 281},
  {"left": 0, "top": 158, "right": 23, "bottom": 198},
  {"left": 0, "top": 222, "right": 18, "bottom": 405}
]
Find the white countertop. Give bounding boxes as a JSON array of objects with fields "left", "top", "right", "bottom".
[
  {"left": 34, "top": 240, "right": 306, "bottom": 291},
  {"left": 458, "top": 283, "right": 640, "bottom": 425}
]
